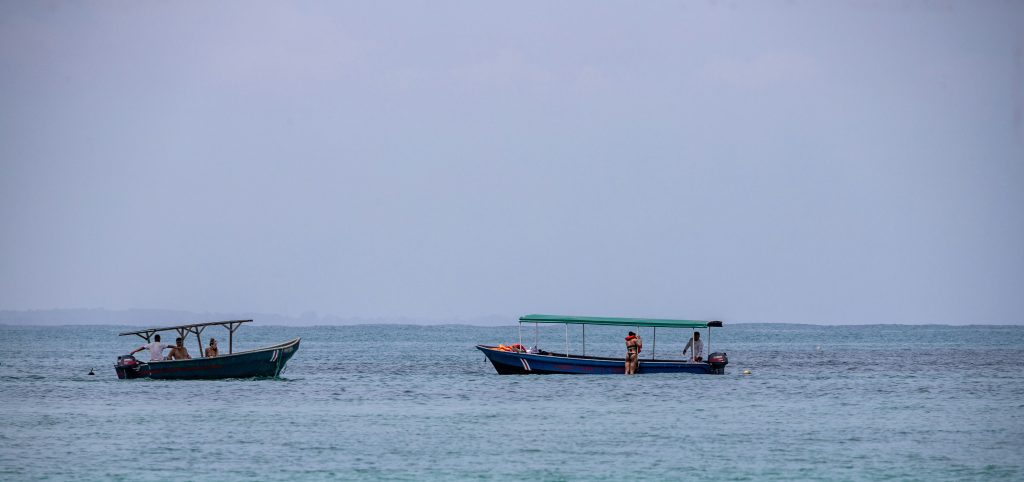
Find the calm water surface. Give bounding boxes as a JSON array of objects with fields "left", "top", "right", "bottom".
[{"left": 1, "top": 324, "right": 1022, "bottom": 480}]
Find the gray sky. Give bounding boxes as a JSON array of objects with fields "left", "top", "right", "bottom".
[{"left": 1, "top": 1, "right": 1022, "bottom": 324}]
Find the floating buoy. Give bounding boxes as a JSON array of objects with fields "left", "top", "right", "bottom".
[
  {"left": 816, "top": 345, "right": 822, "bottom": 351},
  {"left": 742, "top": 369, "right": 751, "bottom": 375},
  {"left": 88, "top": 368, "right": 95, "bottom": 376}
]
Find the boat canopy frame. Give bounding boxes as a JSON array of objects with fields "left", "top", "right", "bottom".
[
  {"left": 119, "top": 319, "right": 252, "bottom": 355},
  {"left": 519, "top": 314, "right": 721, "bottom": 328},
  {"left": 517, "top": 314, "right": 721, "bottom": 361}
]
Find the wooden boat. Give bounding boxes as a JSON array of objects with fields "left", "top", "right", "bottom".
[
  {"left": 115, "top": 320, "right": 300, "bottom": 380},
  {"left": 477, "top": 314, "right": 728, "bottom": 375}
]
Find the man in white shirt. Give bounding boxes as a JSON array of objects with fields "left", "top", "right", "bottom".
[
  {"left": 129, "top": 334, "right": 171, "bottom": 361},
  {"left": 683, "top": 332, "right": 704, "bottom": 362}
]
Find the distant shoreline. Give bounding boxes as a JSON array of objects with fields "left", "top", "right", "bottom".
[
  {"left": 0, "top": 308, "right": 509, "bottom": 327},
  {"left": 2, "top": 308, "right": 1020, "bottom": 327}
]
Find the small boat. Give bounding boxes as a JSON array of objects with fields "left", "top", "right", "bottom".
[
  {"left": 115, "top": 320, "right": 300, "bottom": 380},
  {"left": 477, "top": 314, "right": 728, "bottom": 375}
]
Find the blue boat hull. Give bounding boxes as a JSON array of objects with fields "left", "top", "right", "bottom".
[
  {"left": 117, "top": 338, "right": 300, "bottom": 380},
  {"left": 476, "top": 345, "right": 720, "bottom": 375}
]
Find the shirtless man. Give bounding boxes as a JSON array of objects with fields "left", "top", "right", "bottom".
[
  {"left": 625, "top": 331, "right": 642, "bottom": 375},
  {"left": 204, "top": 338, "right": 219, "bottom": 358},
  {"left": 129, "top": 334, "right": 170, "bottom": 361},
  {"left": 166, "top": 337, "right": 191, "bottom": 360}
]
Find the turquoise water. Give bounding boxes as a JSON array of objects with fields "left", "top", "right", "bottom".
[{"left": 1, "top": 324, "right": 1022, "bottom": 480}]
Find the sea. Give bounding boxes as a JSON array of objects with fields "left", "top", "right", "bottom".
[{"left": 1, "top": 323, "right": 1022, "bottom": 481}]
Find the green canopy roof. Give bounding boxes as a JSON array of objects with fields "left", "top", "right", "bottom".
[{"left": 519, "top": 314, "right": 722, "bottom": 328}]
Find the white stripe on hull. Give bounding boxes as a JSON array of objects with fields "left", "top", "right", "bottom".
[{"left": 520, "top": 358, "right": 531, "bottom": 371}]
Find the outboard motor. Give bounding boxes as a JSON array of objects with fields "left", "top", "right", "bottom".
[
  {"left": 707, "top": 352, "right": 728, "bottom": 374},
  {"left": 115, "top": 354, "right": 143, "bottom": 379}
]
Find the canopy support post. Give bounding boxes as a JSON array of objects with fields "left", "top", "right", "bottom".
[
  {"left": 227, "top": 322, "right": 243, "bottom": 354},
  {"left": 535, "top": 322, "right": 539, "bottom": 349},
  {"left": 518, "top": 322, "right": 522, "bottom": 348},
  {"left": 708, "top": 326, "right": 711, "bottom": 359},
  {"left": 193, "top": 326, "right": 206, "bottom": 357},
  {"left": 653, "top": 327, "right": 656, "bottom": 360},
  {"left": 565, "top": 324, "right": 568, "bottom": 357},
  {"left": 227, "top": 323, "right": 242, "bottom": 356},
  {"left": 582, "top": 324, "right": 586, "bottom": 357}
]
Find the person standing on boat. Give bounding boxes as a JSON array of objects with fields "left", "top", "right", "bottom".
[
  {"left": 166, "top": 337, "right": 192, "bottom": 360},
  {"left": 625, "top": 331, "right": 642, "bottom": 375},
  {"left": 204, "top": 338, "right": 219, "bottom": 357},
  {"left": 683, "top": 332, "right": 704, "bottom": 362},
  {"left": 129, "top": 334, "right": 171, "bottom": 362},
  {"left": 632, "top": 332, "right": 642, "bottom": 373}
]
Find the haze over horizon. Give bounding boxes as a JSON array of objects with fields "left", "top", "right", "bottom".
[{"left": 2, "top": 2, "right": 1022, "bottom": 325}]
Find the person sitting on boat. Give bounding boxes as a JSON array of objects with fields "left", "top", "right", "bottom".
[
  {"left": 204, "top": 338, "right": 219, "bottom": 357},
  {"left": 683, "top": 332, "right": 704, "bottom": 362},
  {"left": 166, "top": 337, "right": 192, "bottom": 360},
  {"left": 625, "top": 331, "right": 642, "bottom": 375},
  {"left": 128, "top": 334, "right": 171, "bottom": 362}
]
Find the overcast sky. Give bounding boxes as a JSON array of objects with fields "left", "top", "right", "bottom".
[{"left": 1, "top": 1, "right": 1022, "bottom": 324}]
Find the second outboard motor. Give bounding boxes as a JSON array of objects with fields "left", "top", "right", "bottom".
[
  {"left": 707, "top": 352, "right": 728, "bottom": 374},
  {"left": 115, "top": 354, "right": 143, "bottom": 379}
]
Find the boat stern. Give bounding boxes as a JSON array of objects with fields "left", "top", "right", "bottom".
[
  {"left": 708, "top": 352, "right": 728, "bottom": 374},
  {"left": 114, "top": 355, "right": 148, "bottom": 379}
]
